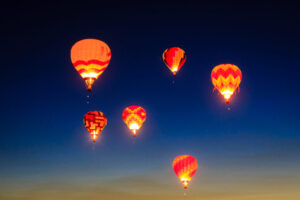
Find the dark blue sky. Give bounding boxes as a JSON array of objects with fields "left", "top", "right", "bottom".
[{"left": 1, "top": 1, "right": 300, "bottom": 199}]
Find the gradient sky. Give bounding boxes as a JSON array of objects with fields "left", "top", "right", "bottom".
[{"left": 1, "top": 1, "right": 300, "bottom": 199}]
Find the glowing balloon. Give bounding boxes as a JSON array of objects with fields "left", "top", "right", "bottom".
[
  {"left": 162, "top": 47, "right": 186, "bottom": 76},
  {"left": 122, "top": 106, "right": 146, "bottom": 137},
  {"left": 211, "top": 64, "right": 242, "bottom": 103},
  {"left": 71, "top": 38, "right": 111, "bottom": 91},
  {"left": 83, "top": 111, "right": 107, "bottom": 142},
  {"left": 173, "top": 155, "right": 198, "bottom": 189}
]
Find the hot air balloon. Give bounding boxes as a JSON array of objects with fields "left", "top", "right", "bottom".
[
  {"left": 211, "top": 64, "right": 242, "bottom": 103},
  {"left": 162, "top": 47, "right": 186, "bottom": 76},
  {"left": 122, "top": 106, "right": 146, "bottom": 137},
  {"left": 83, "top": 111, "right": 107, "bottom": 142},
  {"left": 71, "top": 38, "right": 111, "bottom": 91},
  {"left": 173, "top": 155, "right": 198, "bottom": 189}
]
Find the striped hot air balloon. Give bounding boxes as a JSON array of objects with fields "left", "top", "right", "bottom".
[
  {"left": 211, "top": 64, "right": 242, "bottom": 103},
  {"left": 71, "top": 39, "right": 111, "bottom": 91},
  {"left": 83, "top": 111, "right": 107, "bottom": 142},
  {"left": 122, "top": 106, "right": 146, "bottom": 137},
  {"left": 162, "top": 47, "right": 186, "bottom": 76},
  {"left": 173, "top": 155, "right": 198, "bottom": 189}
]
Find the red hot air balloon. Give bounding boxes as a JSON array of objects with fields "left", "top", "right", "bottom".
[
  {"left": 71, "top": 39, "right": 111, "bottom": 91},
  {"left": 83, "top": 111, "right": 107, "bottom": 142},
  {"left": 122, "top": 106, "right": 146, "bottom": 137},
  {"left": 211, "top": 64, "right": 242, "bottom": 103},
  {"left": 162, "top": 47, "right": 186, "bottom": 76},
  {"left": 173, "top": 155, "right": 198, "bottom": 189}
]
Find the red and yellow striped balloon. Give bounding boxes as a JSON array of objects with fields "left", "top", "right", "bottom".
[
  {"left": 122, "top": 106, "right": 146, "bottom": 137},
  {"left": 173, "top": 155, "right": 198, "bottom": 189},
  {"left": 83, "top": 111, "right": 107, "bottom": 142},
  {"left": 162, "top": 47, "right": 186, "bottom": 76},
  {"left": 211, "top": 64, "right": 242, "bottom": 103},
  {"left": 71, "top": 39, "right": 111, "bottom": 91}
]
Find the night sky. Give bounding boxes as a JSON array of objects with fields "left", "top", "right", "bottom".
[{"left": 1, "top": 1, "right": 300, "bottom": 199}]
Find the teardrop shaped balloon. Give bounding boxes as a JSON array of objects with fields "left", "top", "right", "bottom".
[
  {"left": 162, "top": 47, "right": 186, "bottom": 76},
  {"left": 83, "top": 111, "right": 107, "bottom": 142},
  {"left": 122, "top": 106, "right": 146, "bottom": 137},
  {"left": 173, "top": 155, "right": 198, "bottom": 189},
  {"left": 211, "top": 64, "right": 242, "bottom": 103},
  {"left": 71, "top": 39, "right": 111, "bottom": 91}
]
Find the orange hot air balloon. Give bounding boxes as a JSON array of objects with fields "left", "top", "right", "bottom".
[
  {"left": 173, "top": 155, "right": 198, "bottom": 189},
  {"left": 71, "top": 38, "right": 111, "bottom": 91},
  {"left": 162, "top": 47, "right": 186, "bottom": 76},
  {"left": 211, "top": 64, "right": 242, "bottom": 103},
  {"left": 122, "top": 106, "right": 146, "bottom": 137},
  {"left": 83, "top": 111, "right": 107, "bottom": 142}
]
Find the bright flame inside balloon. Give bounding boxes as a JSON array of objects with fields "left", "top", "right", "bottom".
[
  {"left": 92, "top": 133, "right": 97, "bottom": 142},
  {"left": 81, "top": 72, "right": 99, "bottom": 79},
  {"left": 129, "top": 122, "right": 140, "bottom": 136},
  {"left": 181, "top": 177, "right": 190, "bottom": 189},
  {"left": 172, "top": 66, "right": 178, "bottom": 72},
  {"left": 129, "top": 122, "right": 139, "bottom": 130},
  {"left": 91, "top": 130, "right": 98, "bottom": 142},
  {"left": 170, "top": 64, "right": 179, "bottom": 76},
  {"left": 84, "top": 78, "right": 96, "bottom": 91},
  {"left": 221, "top": 89, "right": 234, "bottom": 103}
]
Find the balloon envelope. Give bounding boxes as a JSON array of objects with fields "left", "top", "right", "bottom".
[
  {"left": 71, "top": 39, "right": 111, "bottom": 91},
  {"left": 173, "top": 155, "right": 198, "bottom": 189},
  {"left": 162, "top": 47, "right": 186, "bottom": 76},
  {"left": 122, "top": 106, "right": 146, "bottom": 137},
  {"left": 83, "top": 111, "right": 107, "bottom": 142},
  {"left": 211, "top": 64, "right": 242, "bottom": 103}
]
